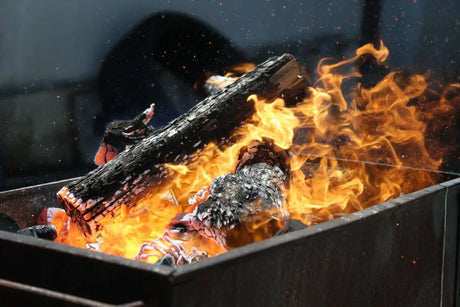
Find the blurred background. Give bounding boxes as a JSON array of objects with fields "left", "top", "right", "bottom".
[{"left": 0, "top": 0, "right": 458, "bottom": 190}]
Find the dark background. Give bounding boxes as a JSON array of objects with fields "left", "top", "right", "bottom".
[{"left": 0, "top": 0, "right": 458, "bottom": 190}]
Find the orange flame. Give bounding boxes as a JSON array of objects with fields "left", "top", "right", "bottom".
[
  {"left": 54, "top": 42, "right": 459, "bottom": 264},
  {"left": 205, "top": 62, "right": 256, "bottom": 91}
]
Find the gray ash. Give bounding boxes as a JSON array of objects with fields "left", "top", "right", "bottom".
[{"left": 190, "top": 162, "right": 288, "bottom": 247}]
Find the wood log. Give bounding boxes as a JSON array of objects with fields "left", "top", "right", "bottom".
[
  {"left": 189, "top": 140, "right": 291, "bottom": 249},
  {"left": 140, "top": 140, "right": 291, "bottom": 264},
  {"left": 58, "top": 54, "right": 306, "bottom": 237}
]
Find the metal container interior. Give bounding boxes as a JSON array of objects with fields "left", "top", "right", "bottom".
[{"left": 0, "top": 175, "right": 459, "bottom": 306}]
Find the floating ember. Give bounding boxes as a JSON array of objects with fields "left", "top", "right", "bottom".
[{"left": 52, "top": 42, "right": 459, "bottom": 266}]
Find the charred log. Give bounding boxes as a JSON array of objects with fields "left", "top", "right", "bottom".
[
  {"left": 172, "top": 140, "right": 291, "bottom": 249},
  {"left": 137, "top": 140, "right": 291, "bottom": 264},
  {"left": 190, "top": 162, "right": 288, "bottom": 248},
  {"left": 58, "top": 54, "right": 306, "bottom": 237},
  {"left": 94, "top": 104, "right": 155, "bottom": 166}
]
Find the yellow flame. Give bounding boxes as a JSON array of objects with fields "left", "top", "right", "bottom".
[{"left": 55, "top": 42, "right": 458, "bottom": 263}]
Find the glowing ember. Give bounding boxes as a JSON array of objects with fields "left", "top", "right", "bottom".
[{"left": 53, "top": 42, "right": 459, "bottom": 265}]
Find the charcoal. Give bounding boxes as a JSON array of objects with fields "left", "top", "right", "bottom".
[
  {"left": 276, "top": 219, "right": 308, "bottom": 235},
  {"left": 0, "top": 213, "right": 20, "bottom": 232},
  {"left": 94, "top": 103, "right": 155, "bottom": 165},
  {"left": 17, "top": 225, "right": 57, "bottom": 241},
  {"left": 154, "top": 254, "right": 177, "bottom": 269},
  {"left": 189, "top": 162, "right": 288, "bottom": 248}
]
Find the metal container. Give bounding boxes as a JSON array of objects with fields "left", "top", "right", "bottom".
[{"left": 0, "top": 176, "right": 459, "bottom": 306}]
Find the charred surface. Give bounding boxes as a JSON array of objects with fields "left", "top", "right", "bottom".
[
  {"left": 94, "top": 103, "right": 155, "bottom": 166},
  {"left": 58, "top": 54, "right": 306, "bottom": 236},
  {"left": 16, "top": 225, "right": 57, "bottom": 241},
  {"left": 140, "top": 140, "right": 292, "bottom": 263},
  {"left": 185, "top": 140, "right": 291, "bottom": 248},
  {"left": 190, "top": 162, "right": 288, "bottom": 248}
]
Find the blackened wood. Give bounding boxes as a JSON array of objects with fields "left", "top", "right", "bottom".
[
  {"left": 16, "top": 225, "right": 57, "bottom": 241},
  {"left": 94, "top": 103, "right": 155, "bottom": 166},
  {"left": 189, "top": 140, "right": 291, "bottom": 248},
  {"left": 58, "top": 54, "right": 306, "bottom": 237}
]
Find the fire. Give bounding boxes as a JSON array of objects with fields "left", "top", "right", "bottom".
[
  {"left": 204, "top": 62, "right": 256, "bottom": 94},
  {"left": 54, "top": 42, "right": 458, "bottom": 264},
  {"left": 285, "top": 42, "right": 444, "bottom": 222}
]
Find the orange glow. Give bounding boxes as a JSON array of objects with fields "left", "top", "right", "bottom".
[
  {"left": 51, "top": 209, "right": 86, "bottom": 248},
  {"left": 54, "top": 42, "right": 459, "bottom": 264},
  {"left": 225, "top": 62, "right": 256, "bottom": 76},
  {"left": 205, "top": 62, "right": 256, "bottom": 90}
]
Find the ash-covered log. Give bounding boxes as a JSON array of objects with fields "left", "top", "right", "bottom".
[
  {"left": 137, "top": 139, "right": 291, "bottom": 265},
  {"left": 189, "top": 140, "right": 290, "bottom": 248},
  {"left": 58, "top": 54, "right": 306, "bottom": 237}
]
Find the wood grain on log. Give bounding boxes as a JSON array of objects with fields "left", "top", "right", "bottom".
[{"left": 58, "top": 54, "right": 306, "bottom": 237}]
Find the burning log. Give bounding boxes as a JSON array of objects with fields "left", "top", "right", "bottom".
[
  {"left": 58, "top": 54, "right": 306, "bottom": 237},
  {"left": 187, "top": 140, "right": 290, "bottom": 248},
  {"left": 137, "top": 139, "right": 291, "bottom": 265}
]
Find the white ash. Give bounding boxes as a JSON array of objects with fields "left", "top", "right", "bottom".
[
  {"left": 190, "top": 162, "right": 288, "bottom": 244},
  {"left": 204, "top": 75, "right": 236, "bottom": 95}
]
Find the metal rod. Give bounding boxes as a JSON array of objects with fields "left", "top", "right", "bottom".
[
  {"left": 299, "top": 154, "right": 460, "bottom": 177},
  {"left": 0, "top": 277, "right": 144, "bottom": 306}
]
